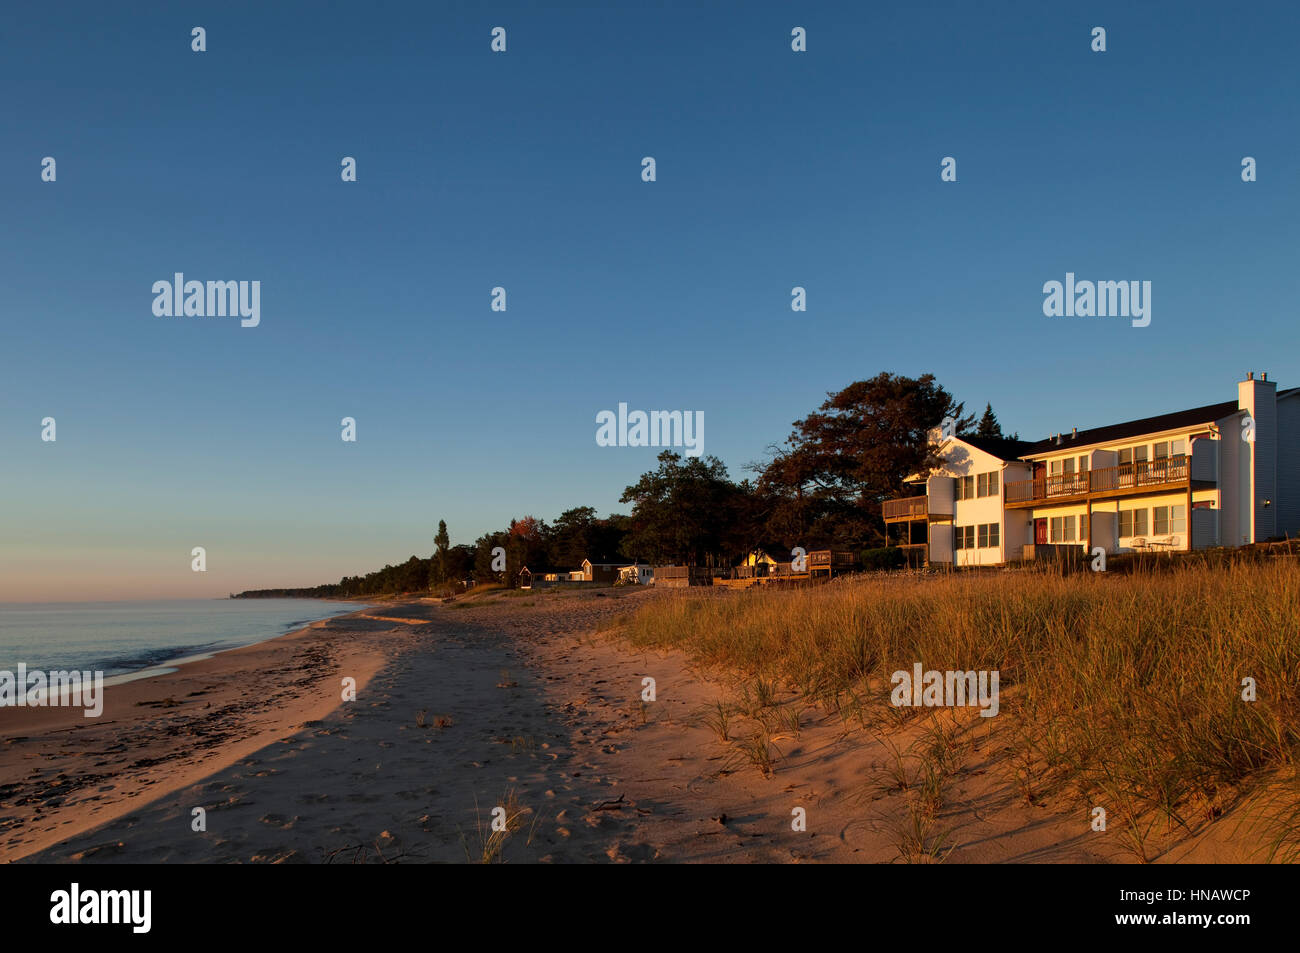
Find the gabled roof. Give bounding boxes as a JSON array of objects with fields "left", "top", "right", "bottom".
[
  {"left": 958, "top": 434, "right": 1037, "bottom": 461},
  {"left": 1020, "top": 400, "right": 1239, "bottom": 457}
]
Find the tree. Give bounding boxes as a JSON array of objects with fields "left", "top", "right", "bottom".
[
  {"left": 620, "top": 451, "right": 743, "bottom": 565},
  {"left": 757, "top": 372, "right": 971, "bottom": 548},
  {"left": 549, "top": 506, "right": 598, "bottom": 567},
  {"left": 973, "top": 402, "right": 1019, "bottom": 440},
  {"left": 975, "top": 403, "right": 1003, "bottom": 438},
  {"left": 430, "top": 520, "right": 451, "bottom": 588},
  {"left": 474, "top": 531, "right": 509, "bottom": 584}
]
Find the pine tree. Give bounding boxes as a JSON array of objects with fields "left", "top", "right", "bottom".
[{"left": 976, "top": 403, "right": 1004, "bottom": 438}]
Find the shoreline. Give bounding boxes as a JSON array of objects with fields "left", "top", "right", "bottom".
[
  {"left": 0, "top": 603, "right": 401, "bottom": 862},
  {"left": 0, "top": 598, "right": 367, "bottom": 688}
]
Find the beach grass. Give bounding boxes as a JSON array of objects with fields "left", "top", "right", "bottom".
[{"left": 619, "top": 558, "right": 1300, "bottom": 857}]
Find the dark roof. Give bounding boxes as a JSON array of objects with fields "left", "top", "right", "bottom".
[
  {"left": 1019, "top": 400, "right": 1240, "bottom": 457},
  {"left": 519, "top": 565, "right": 580, "bottom": 574},
  {"left": 959, "top": 434, "right": 1037, "bottom": 461}
]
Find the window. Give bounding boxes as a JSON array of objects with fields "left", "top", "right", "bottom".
[
  {"left": 955, "top": 475, "right": 975, "bottom": 500},
  {"left": 1045, "top": 517, "right": 1076, "bottom": 538},
  {"left": 1080, "top": 512, "right": 1089, "bottom": 541},
  {"left": 1078, "top": 456, "right": 1090, "bottom": 472},
  {"left": 1063, "top": 457, "right": 1076, "bottom": 475},
  {"left": 976, "top": 471, "right": 1000, "bottom": 498},
  {"left": 1171, "top": 439, "right": 1186, "bottom": 457},
  {"left": 1120, "top": 508, "right": 1149, "bottom": 537},
  {"left": 1154, "top": 505, "right": 1187, "bottom": 535},
  {"left": 954, "top": 525, "right": 975, "bottom": 549},
  {"left": 1049, "top": 516, "right": 1075, "bottom": 542},
  {"left": 977, "top": 523, "right": 1000, "bottom": 548}
]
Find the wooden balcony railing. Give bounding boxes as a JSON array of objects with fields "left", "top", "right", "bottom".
[
  {"left": 883, "top": 494, "right": 927, "bottom": 520},
  {"left": 1004, "top": 456, "right": 1190, "bottom": 505}
]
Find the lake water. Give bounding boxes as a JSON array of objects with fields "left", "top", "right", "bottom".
[{"left": 0, "top": 599, "right": 361, "bottom": 678}]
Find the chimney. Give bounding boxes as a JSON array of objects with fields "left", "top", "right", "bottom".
[
  {"left": 1054, "top": 433, "right": 1062, "bottom": 445},
  {"left": 1262, "top": 371, "right": 1268, "bottom": 381},
  {"left": 1239, "top": 373, "right": 1279, "bottom": 543},
  {"left": 1072, "top": 427, "right": 1078, "bottom": 439},
  {"left": 1248, "top": 371, "right": 1254, "bottom": 380}
]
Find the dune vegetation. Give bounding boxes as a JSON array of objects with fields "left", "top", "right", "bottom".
[{"left": 617, "top": 557, "right": 1300, "bottom": 860}]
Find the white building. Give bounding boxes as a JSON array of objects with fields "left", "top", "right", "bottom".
[
  {"left": 885, "top": 373, "right": 1300, "bottom": 565},
  {"left": 617, "top": 563, "right": 654, "bottom": 584}
]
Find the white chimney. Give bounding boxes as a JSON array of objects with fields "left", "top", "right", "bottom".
[{"left": 1238, "top": 374, "right": 1278, "bottom": 543}]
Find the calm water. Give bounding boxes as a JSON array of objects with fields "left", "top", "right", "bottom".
[{"left": 0, "top": 599, "right": 361, "bottom": 677}]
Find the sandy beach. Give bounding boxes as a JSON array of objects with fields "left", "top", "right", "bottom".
[{"left": 0, "top": 588, "right": 1275, "bottom": 864}]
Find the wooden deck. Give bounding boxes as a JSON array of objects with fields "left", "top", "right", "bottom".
[
  {"left": 1004, "top": 457, "right": 1194, "bottom": 508},
  {"left": 883, "top": 495, "right": 927, "bottom": 522}
]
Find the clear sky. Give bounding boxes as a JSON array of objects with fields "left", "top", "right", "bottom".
[{"left": 3, "top": 1, "right": 1298, "bottom": 601}]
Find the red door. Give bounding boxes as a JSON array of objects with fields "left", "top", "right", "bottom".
[{"left": 1035, "top": 518, "right": 1048, "bottom": 545}]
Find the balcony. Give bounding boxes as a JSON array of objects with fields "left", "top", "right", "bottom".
[
  {"left": 1004, "top": 456, "right": 1193, "bottom": 508},
  {"left": 883, "top": 495, "right": 928, "bottom": 521}
]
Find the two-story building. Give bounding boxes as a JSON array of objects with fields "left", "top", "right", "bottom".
[{"left": 885, "top": 373, "right": 1300, "bottom": 565}]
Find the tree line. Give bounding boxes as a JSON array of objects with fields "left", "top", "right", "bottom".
[{"left": 232, "top": 372, "right": 1010, "bottom": 598}]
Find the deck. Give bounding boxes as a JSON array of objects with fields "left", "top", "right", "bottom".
[{"left": 1004, "top": 457, "right": 1196, "bottom": 509}]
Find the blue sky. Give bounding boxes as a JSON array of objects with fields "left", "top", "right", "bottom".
[{"left": 3, "top": 1, "right": 1298, "bottom": 600}]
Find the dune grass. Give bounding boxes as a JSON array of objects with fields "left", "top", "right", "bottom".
[{"left": 621, "top": 558, "right": 1300, "bottom": 858}]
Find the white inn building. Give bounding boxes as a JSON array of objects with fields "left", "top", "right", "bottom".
[{"left": 884, "top": 373, "right": 1300, "bottom": 566}]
